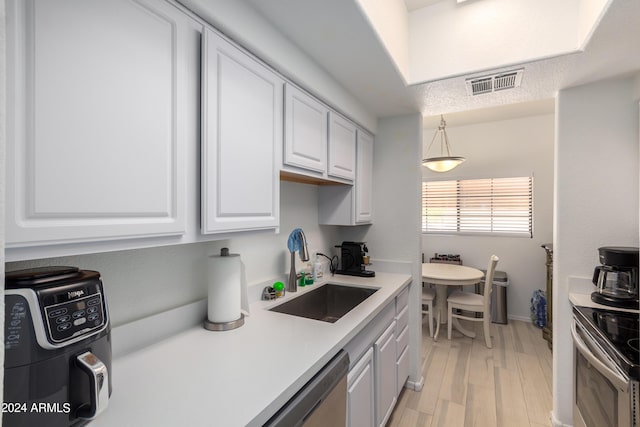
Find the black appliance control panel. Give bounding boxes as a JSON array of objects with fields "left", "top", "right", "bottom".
[
  {"left": 39, "top": 281, "right": 106, "bottom": 345},
  {"left": 5, "top": 268, "right": 109, "bottom": 351}
]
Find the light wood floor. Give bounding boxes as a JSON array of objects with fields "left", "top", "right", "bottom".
[{"left": 388, "top": 318, "right": 553, "bottom": 427}]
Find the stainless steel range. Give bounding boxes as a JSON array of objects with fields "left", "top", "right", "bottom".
[{"left": 572, "top": 305, "right": 639, "bottom": 427}]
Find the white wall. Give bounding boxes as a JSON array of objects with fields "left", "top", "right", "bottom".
[
  {"left": 577, "top": 0, "right": 611, "bottom": 48},
  {"left": 408, "top": 0, "right": 581, "bottom": 82},
  {"left": 553, "top": 74, "right": 639, "bottom": 425},
  {"left": 362, "top": 115, "right": 423, "bottom": 264},
  {"left": 353, "top": 0, "right": 409, "bottom": 80},
  {"left": 422, "top": 114, "right": 555, "bottom": 320},
  {"left": 7, "top": 182, "right": 340, "bottom": 327},
  {"left": 372, "top": 114, "right": 423, "bottom": 388},
  {"left": 339, "top": 114, "right": 425, "bottom": 388},
  {"left": 178, "top": 0, "right": 377, "bottom": 133}
]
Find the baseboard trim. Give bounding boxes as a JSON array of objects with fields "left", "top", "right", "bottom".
[
  {"left": 551, "top": 411, "right": 572, "bottom": 427},
  {"left": 406, "top": 376, "right": 424, "bottom": 392},
  {"left": 508, "top": 314, "right": 533, "bottom": 323}
]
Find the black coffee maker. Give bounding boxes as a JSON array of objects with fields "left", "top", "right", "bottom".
[
  {"left": 591, "top": 246, "right": 639, "bottom": 309},
  {"left": 335, "top": 242, "right": 375, "bottom": 277},
  {"left": 4, "top": 267, "right": 112, "bottom": 427}
]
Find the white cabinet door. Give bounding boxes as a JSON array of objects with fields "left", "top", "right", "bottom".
[
  {"left": 347, "top": 348, "right": 375, "bottom": 427},
  {"left": 328, "top": 112, "right": 356, "bottom": 181},
  {"left": 283, "top": 84, "right": 327, "bottom": 174},
  {"left": 375, "top": 321, "right": 397, "bottom": 427},
  {"left": 355, "top": 130, "right": 374, "bottom": 224},
  {"left": 6, "top": 0, "right": 195, "bottom": 247},
  {"left": 396, "top": 345, "right": 409, "bottom": 396},
  {"left": 318, "top": 127, "right": 373, "bottom": 226},
  {"left": 201, "top": 28, "right": 283, "bottom": 233}
]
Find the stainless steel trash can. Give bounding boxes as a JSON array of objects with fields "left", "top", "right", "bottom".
[
  {"left": 490, "top": 271, "right": 509, "bottom": 324},
  {"left": 476, "top": 270, "right": 509, "bottom": 324}
]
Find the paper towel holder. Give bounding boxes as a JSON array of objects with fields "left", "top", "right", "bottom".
[
  {"left": 204, "top": 247, "right": 246, "bottom": 332},
  {"left": 204, "top": 314, "right": 245, "bottom": 331}
]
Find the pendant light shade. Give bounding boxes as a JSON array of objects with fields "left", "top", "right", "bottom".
[
  {"left": 422, "top": 115, "right": 466, "bottom": 172},
  {"left": 422, "top": 156, "right": 466, "bottom": 172}
]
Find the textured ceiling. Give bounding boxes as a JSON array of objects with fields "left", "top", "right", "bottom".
[
  {"left": 244, "top": 0, "right": 639, "bottom": 120},
  {"left": 422, "top": 98, "right": 555, "bottom": 128}
]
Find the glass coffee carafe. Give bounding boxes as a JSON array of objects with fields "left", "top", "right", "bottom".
[{"left": 592, "top": 246, "right": 639, "bottom": 309}]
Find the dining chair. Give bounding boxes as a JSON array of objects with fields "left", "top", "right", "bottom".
[
  {"left": 446, "top": 255, "right": 499, "bottom": 348},
  {"left": 421, "top": 286, "right": 436, "bottom": 337}
]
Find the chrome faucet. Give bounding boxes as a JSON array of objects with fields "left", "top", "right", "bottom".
[{"left": 287, "top": 228, "right": 310, "bottom": 292}]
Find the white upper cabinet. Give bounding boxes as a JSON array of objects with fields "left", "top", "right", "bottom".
[
  {"left": 328, "top": 112, "right": 357, "bottom": 182},
  {"left": 355, "top": 130, "right": 374, "bottom": 224},
  {"left": 201, "top": 27, "right": 283, "bottom": 234},
  {"left": 283, "top": 84, "right": 328, "bottom": 175},
  {"left": 282, "top": 86, "right": 356, "bottom": 185},
  {"left": 6, "top": 0, "right": 196, "bottom": 248},
  {"left": 318, "top": 128, "right": 374, "bottom": 225}
]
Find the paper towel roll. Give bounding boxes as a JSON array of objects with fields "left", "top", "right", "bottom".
[{"left": 207, "top": 249, "right": 242, "bottom": 323}]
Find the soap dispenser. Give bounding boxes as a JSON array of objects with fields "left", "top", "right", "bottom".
[{"left": 313, "top": 254, "right": 324, "bottom": 282}]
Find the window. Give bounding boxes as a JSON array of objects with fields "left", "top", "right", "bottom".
[{"left": 422, "top": 176, "right": 533, "bottom": 237}]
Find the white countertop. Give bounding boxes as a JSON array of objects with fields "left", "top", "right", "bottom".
[{"left": 90, "top": 272, "right": 411, "bottom": 427}]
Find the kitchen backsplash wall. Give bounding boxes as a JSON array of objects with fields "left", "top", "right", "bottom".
[{"left": 6, "top": 181, "right": 340, "bottom": 327}]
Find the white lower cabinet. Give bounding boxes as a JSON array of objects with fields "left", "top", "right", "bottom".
[
  {"left": 375, "top": 321, "right": 397, "bottom": 427},
  {"left": 347, "top": 348, "right": 375, "bottom": 427},
  {"left": 395, "top": 287, "right": 410, "bottom": 394},
  {"left": 346, "top": 284, "right": 410, "bottom": 427},
  {"left": 396, "top": 345, "right": 410, "bottom": 395}
]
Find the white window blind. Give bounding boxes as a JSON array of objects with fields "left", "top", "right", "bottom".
[{"left": 422, "top": 176, "right": 533, "bottom": 237}]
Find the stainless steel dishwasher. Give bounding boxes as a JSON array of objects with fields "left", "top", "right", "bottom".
[{"left": 265, "top": 350, "right": 349, "bottom": 427}]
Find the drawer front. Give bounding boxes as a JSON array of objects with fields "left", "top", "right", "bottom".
[
  {"left": 395, "top": 305, "right": 408, "bottom": 335},
  {"left": 396, "top": 346, "right": 409, "bottom": 394},
  {"left": 396, "top": 286, "right": 409, "bottom": 314},
  {"left": 396, "top": 324, "right": 408, "bottom": 356}
]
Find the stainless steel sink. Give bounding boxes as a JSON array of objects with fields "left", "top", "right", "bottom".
[{"left": 269, "top": 283, "right": 378, "bottom": 323}]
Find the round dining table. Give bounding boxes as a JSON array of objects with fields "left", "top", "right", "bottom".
[{"left": 421, "top": 263, "right": 484, "bottom": 340}]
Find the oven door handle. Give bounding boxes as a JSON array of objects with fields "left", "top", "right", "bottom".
[{"left": 571, "top": 321, "right": 628, "bottom": 391}]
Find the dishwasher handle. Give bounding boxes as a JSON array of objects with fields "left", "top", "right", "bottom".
[{"left": 265, "top": 350, "right": 350, "bottom": 427}]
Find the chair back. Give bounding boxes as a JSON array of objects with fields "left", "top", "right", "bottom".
[{"left": 482, "top": 255, "right": 499, "bottom": 310}]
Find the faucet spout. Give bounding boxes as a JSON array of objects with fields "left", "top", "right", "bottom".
[
  {"left": 298, "top": 230, "right": 310, "bottom": 262},
  {"left": 287, "top": 228, "right": 310, "bottom": 292}
]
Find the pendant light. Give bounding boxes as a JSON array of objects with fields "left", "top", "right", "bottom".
[{"left": 422, "top": 115, "right": 466, "bottom": 172}]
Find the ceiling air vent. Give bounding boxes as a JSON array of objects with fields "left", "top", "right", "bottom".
[{"left": 465, "top": 68, "right": 524, "bottom": 96}]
